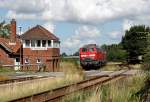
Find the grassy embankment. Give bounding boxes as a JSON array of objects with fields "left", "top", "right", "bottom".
[
  {"left": 100, "top": 62, "right": 141, "bottom": 71},
  {"left": 61, "top": 71, "right": 146, "bottom": 102},
  {"left": 0, "top": 59, "right": 84, "bottom": 101},
  {"left": 60, "top": 59, "right": 145, "bottom": 102},
  {"left": 0, "top": 59, "right": 145, "bottom": 102}
]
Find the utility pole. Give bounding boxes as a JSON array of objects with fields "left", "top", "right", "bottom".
[{"left": 19, "top": 26, "right": 22, "bottom": 70}]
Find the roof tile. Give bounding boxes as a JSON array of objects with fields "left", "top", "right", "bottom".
[{"left": 21, "top": 25, "right": 59, "bottom": 41}]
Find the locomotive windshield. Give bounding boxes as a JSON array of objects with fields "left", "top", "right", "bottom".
[
  {"left": 89, "top": 48, "right": 94, "bottom": 52},
  {"left": 82, "top": 48, "right": 87, "bottom": 52},
  {"left": 82, "top": 47, "right": 95, "bottom": 52}
]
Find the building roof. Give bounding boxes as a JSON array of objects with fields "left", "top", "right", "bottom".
[
  {"left": 82, "top": 44, "right": 97, "bottom": 48},
  {"left": 0, "top": 37, "right": 21, "bottom": 54},
  {"left": 21, "top": 25, "right": 59, "bottom": 41}
]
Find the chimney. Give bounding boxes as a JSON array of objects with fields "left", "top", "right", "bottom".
[{"left": 10, "top": 19, "right": 16, "bottom": 42}]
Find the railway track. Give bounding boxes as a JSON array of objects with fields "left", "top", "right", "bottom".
[
  {"left": 0, "top": 63, "right": 133, "bottom": 85},
  {"left": 10, "top": 70, "right": 129, "bottom": 102}
]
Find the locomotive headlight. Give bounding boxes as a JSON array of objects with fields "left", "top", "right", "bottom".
[
  {"left": 81, "top": 55, "right": 87, "bottom": 57},
  {"left": 89, "top": 54, "right": 95, "bottom": 57}
]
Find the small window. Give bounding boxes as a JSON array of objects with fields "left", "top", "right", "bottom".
[
  {"left": 54, "top": 41, "right": 60, "bottom": 48},
  {"left": 89, "top": 48, "right": 95, "bottom": 52},
  {"left": 37, "top": 59, "right": 41, "bottom": 63},
  {"left": 42, "top": 40, "right": 46, "bottom": 47},
  {"left": 16, "top": 58, "right": 20, "bottom": 62},
  {"left": 82, "top": 48, "right": 87, "bottom": 52},
  {"left": 37, "top": 40, "right": 41, "bottom": 47},
  {"left": 96, "top": 48, "right": 101, "bottom": 52},
  {"left": 48, "top": 40, "right": 51, "bottom": 47},
  {"left": 31, "top": 40, "right": 35, "bottom": 47},
  {"left": 53, "top": 41, "right": 56, "bottom": 47},
  {"left": 25, "top": 58, "right": 29, "bottom": 64},
  {"left": 25, "top": 40, "right": 30, "bottom": 47}
]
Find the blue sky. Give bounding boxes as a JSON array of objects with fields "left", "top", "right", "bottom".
[{"left": 0, "top": 0, "right": 150, "bottom": 54}]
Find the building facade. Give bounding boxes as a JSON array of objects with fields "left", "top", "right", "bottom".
[{"left": 0, "top": 19, "right": 60, "bottom": 72}]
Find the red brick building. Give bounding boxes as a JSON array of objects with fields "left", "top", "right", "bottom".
[{"left": 0, "top": 19, "right": 60, "bottom": 72}]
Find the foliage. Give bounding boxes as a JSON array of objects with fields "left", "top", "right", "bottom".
[
  {"left": 101, "top": 44, "right": 127, "bottom": 62},
  {"left": 61, "top": 72, "right": 146, "bottom": 102},
  {"left": 138, "top": 32, "right": 150, "bottom": 101},
  {"left": 0, "top": 20, "right": 10, "bottom": 38},
  {"left": 61, "top": 89, "right": 100, "bottom": 102},
  {"left": 121, "top": 25, "right": 150, "bottom": 63},
  {"left": 101, "top": 73, "right": 146, "bottom": 102},
  {"left": 61, "top": 52, "right": 68, "bottom": 57},
  {"left": 72, "top": 50, "right": 79, "bottom": 56}
]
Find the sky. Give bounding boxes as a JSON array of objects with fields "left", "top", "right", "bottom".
[{"left": 0, "top": 0, "right": 150, "bottom": 54}]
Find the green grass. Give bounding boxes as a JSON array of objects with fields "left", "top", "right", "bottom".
[
  {"left": 61, "top": 71, "right": 146, "bottom": 102},
  {"left": 0, "top": 67, "right": 15, "bottom": 72},
  {"left": 0, "top": 60, "right": 145, "bottom": 102},
  {"left": 100, "top": 63, "right": 142, "bottom": 71},
  {"left": 0, "top": 61, "right": 84, "bottom": 102},
  {"left": 61, "top": 87, "right": 102, "bottom": 102},
  {"left": 0, "top": 67, "right": 16, "bottom": 76}
]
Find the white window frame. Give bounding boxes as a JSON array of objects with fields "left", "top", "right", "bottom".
[
  {"left": 36, "top": 58, "right": 41, "bottom": 64},
  {"left": 25, "top": 58, "right": 29, "bottom": 64},
  {"left": 42, "top": 40, "right": 46, "bottom": 47},
  {"left": 25, "top": 40, "right": 30, "bottom": 47},
  {"left": 31, "top": 40, "right": 36, "bottom": 47},
  {"left": 23, "top": 39, "right": 60, "bottom": 49},
  {"left": 37, "top": 40, "right": 41, "bottom": 47}
]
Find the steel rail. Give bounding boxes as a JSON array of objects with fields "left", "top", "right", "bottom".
[{"left": 10, "top": 70, "right": 127, "bottom": 102}]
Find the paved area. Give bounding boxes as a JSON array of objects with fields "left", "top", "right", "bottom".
[{"left": 0, "top": 69, "right": 140, "bottom": 81}]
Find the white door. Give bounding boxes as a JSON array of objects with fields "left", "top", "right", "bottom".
[{"left": 14, "top": 57, "right": 20, "bottom": 70}]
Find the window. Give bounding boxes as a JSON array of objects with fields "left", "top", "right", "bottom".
[
  {"left": 48, "top": 40, "right": 51, "bottom": 47},
  {"left": 16, "top": 58, "right": 20, "bottom": 62},
  {"left": 31, "top": 40, "right": 35, "bottom": 47},
  {"left": 42, "top": 40, "right": 46, "bottom": 47},
  {"left": 53, "top": 41, "right": 59, "bottom": 48},
  {"left": 37, "top": 40, "right": 41, "bottom": 47},
  {"left": 96, "top": 48, "right": 101, "bottom": 52},
  {"left": 25, "top": 40, "right": 30, "bottom": 47},
  {"left": 37, "top": 58, "right": 41, "bottom": 63},
  {"left": 89, "top": 48, "right": 95, "bottom": 52},
  {"left": 82, "top": 48, "right": 87, "bottom": 52},
  {"left": 25, "top": 58, "right": 29, "bottom": 64}
]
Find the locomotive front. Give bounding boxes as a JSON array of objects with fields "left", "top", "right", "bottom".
[{"left": 79, "top": 44, "right": 106, "bottom": 69}]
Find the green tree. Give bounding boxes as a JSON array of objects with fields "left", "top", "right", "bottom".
[
  {"left": 73, "top": 50, "right": 79, "bottom": 56},
  {"left": 122, "top": 25, "right": 150, "bottom": 63},
  {"left": 0, "top": 21, "right": 10, "bottom": 38},
  {"left": 136, "top": 32, "right": 150, "bottom": 102},
  {"left": 61, "top": 52, "right": 68, "bottom": 57},
  {"left": 101, "top": 44, "right": 127, "bottom": 62}
]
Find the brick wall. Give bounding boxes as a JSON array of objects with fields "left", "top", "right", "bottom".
[
  {"left": 22, "top": 48, "right": 60, "bottom": 72},
  {"left": 0, "top": 47, "right": 14, "bottom": 65}
]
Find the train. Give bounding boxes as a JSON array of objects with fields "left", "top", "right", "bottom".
[{"left": 79, "top": 44, "right": 106, "bottom": 69}]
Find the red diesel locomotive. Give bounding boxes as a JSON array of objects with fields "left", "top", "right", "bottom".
[{"left": 79, "top": 44, "right": 106, "bottom": 69}]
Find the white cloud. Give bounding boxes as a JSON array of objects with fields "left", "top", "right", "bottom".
[
  {"left": 122, "top": 19, "right": 134, "bottom": 31},
  {"left": 0, "top": 0, "right": 47, "bottom": 13},
  {"left": 0, "top": 0, "right": 150, "bottom": 24},
  {"left": 6, "top": 11, "right": 37, "bottom": 20},
  {"left": 109, "top": 31, "right": 121, "bottom": 39},
  {"left": 75, "top": 25, "right": 100, "bottom": 39},
  {"left": 62, "top": 25, "right": 100, "bottom": 51},
  {"left": 43, "top": 22, "right": 55, "bottom": 33},
  {"left": 122, "top": 16, "right": 150, "bottom": 32}
]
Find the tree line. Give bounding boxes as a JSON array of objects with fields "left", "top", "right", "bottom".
[
  {"left": 0, "top": 20, "right": 10, "bottom": 38},
  {"left": 101, "top": 25, "right": 150, "bottom": 63}
]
